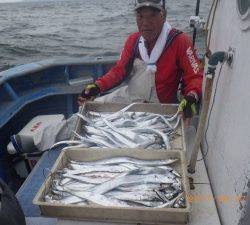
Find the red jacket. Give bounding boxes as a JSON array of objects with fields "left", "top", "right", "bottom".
[{"left": 96, "top": 29, "right": 203, "bottom": 103}]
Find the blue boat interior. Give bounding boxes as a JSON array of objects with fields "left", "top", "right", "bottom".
[{"left": 0, "top": 56, "right": 117, "bottom": 188}]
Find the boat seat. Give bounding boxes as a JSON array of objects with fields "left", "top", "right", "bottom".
[{"left": 68, "top": 76, "right": 94, "bottom": 86}]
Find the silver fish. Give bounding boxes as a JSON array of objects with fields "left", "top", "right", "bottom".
[
  {"left": 44, "top": 155, "right": 184, "bottom": 209},
  {"left": 64, "top": 188, "right": 132, "bottom": 208},
  {"left": 68, "top": 163, "right": 138, "bottom": 174},
  {"left": 106, "top": 190, "right": 158, "bottom": 202},
  {"left": 50, "top": 140, "right": 83, "bottom": 150},
  {"left": 61, "top": 173, "right": 112, "bottom": 184},
  {"left": 131, "top": 127, "right": 171, "bottom": 149},
  {"left": 92, "top": 172, "right": 177, "bottom": 195},
  {"left": 70, "top": 157, "right": 178, "bottom": 166}
]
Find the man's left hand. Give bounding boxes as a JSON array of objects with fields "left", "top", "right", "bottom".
[{"left": 178, "top": 94, "right": 197, "bottom": 126}]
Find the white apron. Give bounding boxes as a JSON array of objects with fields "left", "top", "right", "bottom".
[{"left": 96, "top": 59, "right": 159, "bottom": 103}]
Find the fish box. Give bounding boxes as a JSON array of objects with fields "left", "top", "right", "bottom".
[
  {"left": 33, "top": 148, "right": 191, "bottom": 224},
  {"left": 73, "top": 102, "right": 186, "bottom": 150}
]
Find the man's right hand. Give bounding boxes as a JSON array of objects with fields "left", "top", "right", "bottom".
[{"left": 77, "top": 83, "right": 100, "bottom": 106}]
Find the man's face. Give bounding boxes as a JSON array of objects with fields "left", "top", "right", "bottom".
[{"left": 136, "top": 7, "right": 165, "bottom": 43}]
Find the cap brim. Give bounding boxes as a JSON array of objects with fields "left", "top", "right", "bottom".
[{"left": 134, "top": 3, "right": 163, "bottom": 11}]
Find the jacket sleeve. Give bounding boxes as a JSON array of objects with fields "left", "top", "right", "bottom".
[
  {"left": 176, "top": 33, "right": 203, "bottom": 99},
  {"left": 95, "top": 34, "right": 138, "bottom": 92}
]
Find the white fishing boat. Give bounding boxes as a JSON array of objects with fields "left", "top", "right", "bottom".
[{"left": 0, "top": 0, "right": 249, "bottom": 224}]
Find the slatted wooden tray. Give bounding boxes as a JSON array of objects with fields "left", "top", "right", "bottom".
[
  {"left": 33, "top": 148, "right": 190, "bottom": 224},
  {"left": 73, "top": 102, "right": 186, "bottom": 150}
]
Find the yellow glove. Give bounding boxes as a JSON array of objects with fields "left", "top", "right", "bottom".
[
  {"left": 80, "top": 83, "right": 100, "bottom": 99},
  {"left": 178, "top": 95, "right": 197, "bottom": 118}
]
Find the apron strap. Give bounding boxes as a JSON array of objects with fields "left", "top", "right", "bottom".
[
  {"left": 163, "top": 29, "right": 182, "bottom": 51},
  {"left": 125, "top": 36, "right": 140, "bottom": 78}
]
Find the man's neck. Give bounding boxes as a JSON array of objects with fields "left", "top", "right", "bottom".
[{"left": 145, "top": 38, "right": 158, "bottom": 56}]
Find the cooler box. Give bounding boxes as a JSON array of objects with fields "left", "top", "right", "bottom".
[{"left": 7, "top": 114, "right": 65, "bottom": 154}]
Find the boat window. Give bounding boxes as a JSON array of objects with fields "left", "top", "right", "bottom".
[{"left": 238, "top": 0, "right": 250, "bottom": 16}]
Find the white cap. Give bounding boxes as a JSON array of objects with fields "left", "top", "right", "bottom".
[{"left": 134, "top": 0, "right": 164, "bottom": 11}]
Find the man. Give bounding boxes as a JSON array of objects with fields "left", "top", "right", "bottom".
[{"left": 78, "top": 0, "right": 203, "bottom": 121}]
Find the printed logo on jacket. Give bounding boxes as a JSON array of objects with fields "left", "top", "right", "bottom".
[{"left": 186, "top": 47, "right": 199, "bottom": 74}]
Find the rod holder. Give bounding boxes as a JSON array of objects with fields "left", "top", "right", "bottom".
[{"left": 188, "top": 51, "right": 228, "bottom": 174}]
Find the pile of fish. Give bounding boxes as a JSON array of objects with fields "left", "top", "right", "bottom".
[
  {"left": 52, "top": 103, "right": 180, "bottom": 150},
  {"left": 45, "top": 156, "right": 185, "bottom": 208}
]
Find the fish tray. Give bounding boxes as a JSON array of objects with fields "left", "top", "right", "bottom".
[
  {"left": 73, "top": 102, "right": 186, "bottom": 150},
  {"left": 33, "top": 148, "right": 191, "bottom": 224}
]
